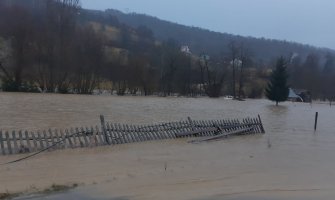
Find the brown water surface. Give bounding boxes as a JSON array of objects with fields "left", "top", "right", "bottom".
[{"left": 0, "top": 92, "right": 335, "bottom": 200}]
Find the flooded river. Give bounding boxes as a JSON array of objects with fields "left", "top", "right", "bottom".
[{"left": 1, "top": 92, "right": 335, "bottom": 200}]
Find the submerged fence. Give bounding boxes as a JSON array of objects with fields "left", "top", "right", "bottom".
[{"left": 0, "top": 115, "right": 265, "bottom": 156}]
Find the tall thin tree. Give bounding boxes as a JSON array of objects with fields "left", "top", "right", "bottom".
[{"left": 266, "top": 57, "right": 289, "bottom": 106}]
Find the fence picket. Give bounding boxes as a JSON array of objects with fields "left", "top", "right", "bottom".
[
  {"left": 88, "top": 127, "right": 97, "bottom": 147},
  {"left": 105, "top": 123, "right": 114, "bottom": 145},
  {"left": 248, "top": 118, "right": 256, "bottom": 134},
  {"left": 37, "top": 131, "right": 44, "bottom": 150},
  {"left": 25, "top": 131, "right": 32, "bottom": 152},
  {"left": 127, "top": 124, "right": 135, "bottom": 142},
  {"left": 139, "top": 125, "right": 148, "bottom": 142},
  {"left": 43, "top": 130, "right": 51, "bottom": 151},
  {"left": 77, "top": 127, "right": 85, "bottom": 147},
  {"left": 162, "top": 124, "right": 173, "bottom": 139},
  {"left": 151, "top": 124, "right": 162, "bottom": 140},
  {"left": 64, "top": 129, "right": 73, "bottom": 148},
  {"left": 125, "top": 124, "right": 134, "bottom": 142},
  {"left": 146, "top": 124, "right": 155, "bottom": 141},
  {"left": 130, "top": 125, "right": 137, "bottom": 142},
  {"left": 121, "top": 124, "right": 130, "bottom": 143},
  {"left": 250, "top": 118, "right": 257, "bottom": 133},
  {"left": 85, "top": 127, "right": 93, "bottom": 147},
  {"left": 31, "top": 131, "right": 38, "bottom": 152},
  {"left": 139, "top": 125, "right": 147, "bottom": 142},
  {"left": 111, "top": 123, "right": 119, "bottom": 144},
  {"left": 150, "top": 124, "right": 158, "bottom": 140},
  {"left": 119, "top": 124, "right": 126, "bottom": 142},
  {"left": 91, "top": 126, "right": 100, "bottom": 146},
  {"left": 168, "top": 127, "right": 177, "bottom": 139},
  {"left": 18, "top": 131, "right": 24, "bottom": 153},
  {"left": 80, "top": 127, "right": 89, "bottom": 147},
  {"left": 0, "top": 130, "right": 5, "bottom": 155},
  {"left": 6, "top": 131, "right": 12, "bottom": 155},
  {"left": 59, "top": 129, "right": 66, "bottom": 149},
  {"left": 199, "top": 120, "right": 207, "bottom": 137},
  {"left": 95, "top": 126, "right": 103, "bottom": 146},
  {"left": 75, "top": 127, "right": 84, "bottom": 148},
  {"left": 95, "top": 126, "right": 105, "bottom": 145},
  {"left": 191, "top": 120, "right": 201, "bottom": 137},
  {"left": 147, "top": 124, "right": 156, "bottom": 140},
  {"left": 139, "top": 125, "right": 148, "bottom": 141},
  {"left": 111, "top": 123, "right": 120, "bottom": 144},
  {"left": 110, "top": 124, "right": 117, "bottom": 143},
  {"left": 48, "top": 129, "right": 56, "bottom": 150},
  {"left": 54, "top": 129, "right": 61, "bottom": 149},
  {"left": 134, "top": 125, "right": 142, "bottom": 141},
  {"left": 157, "top": 124, "right": 165, "bottom": 139},
  {"left": 12, "top": 131, "right": 19, "bottom": 154},
  {"left": 149, "top": 124, "right": 159, "bottom": 141},
  {"left": 20, "top": 130, "right": 29, "bottom": 153},
  {"left": 126, "top": 124, "right": 135, "bottom": 142},
  {"left": 69, "top": 128, "right": 77, "bottom": 148},
  {"left": 255, "top": 118, "right": 262, "bottom": 133},
  {"left": 258, "top": 115, "right": 265, "bottom": 133}
]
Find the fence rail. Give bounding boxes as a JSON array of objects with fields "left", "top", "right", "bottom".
[{"left": 0, "top": 115, "right": 265, "bottom": 156}]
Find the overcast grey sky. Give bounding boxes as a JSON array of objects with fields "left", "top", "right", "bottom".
[{"left": 81, "top": 0, "right": 335, "bottom": 49}]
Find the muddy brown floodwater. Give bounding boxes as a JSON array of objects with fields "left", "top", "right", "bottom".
[{"left": 0, "top": 92, "right": 335, "bottom": 200}]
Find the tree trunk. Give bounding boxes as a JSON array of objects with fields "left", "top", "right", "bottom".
[{"left": 232, "top": 63, "right": 236, "bottom": 99}]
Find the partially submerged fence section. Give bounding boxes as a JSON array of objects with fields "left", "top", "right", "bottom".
[{"left": 0, "top": 115, "right": 265, "bottom": 156}]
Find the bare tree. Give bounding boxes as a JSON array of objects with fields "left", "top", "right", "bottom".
[
  {"left": 238, "top": 45, "right": 252, "bottom": 99},
  {"left": 0, "top": 5, "right": 34, "bottom": 91},
  {"left": 71, "top": 26, "right": 104, "bottom": 94},
  {"left": 159, "top": 39, "right": 179, "bottom": 96},
  {"left": 198, "top": 55, "right": 226, "bottom": 97},
  {"left": 0, "top": 38, "right": 11, "bottom": 79},
  {"left": 228, "top": 41, "right": 240, "bottom": 99},
  {"left": 43, "top": 0, "right": 80, "bottom": 92}
]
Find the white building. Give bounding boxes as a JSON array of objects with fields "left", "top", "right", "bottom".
[{"left": 180, "top": 45, "right": 191, "bottom": 54}]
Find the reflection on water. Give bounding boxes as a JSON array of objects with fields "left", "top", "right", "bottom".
[{"left": 266, "top": 104, "right": 288, "bottom": 116}]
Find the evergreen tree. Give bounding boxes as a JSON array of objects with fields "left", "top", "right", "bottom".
[{"left": 266, "top": 57, "right": 289, "bottom": 106}]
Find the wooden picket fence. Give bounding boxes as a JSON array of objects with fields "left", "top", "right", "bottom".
[{"left": 0, "top": 115, "right": 265, "bottom": 156}]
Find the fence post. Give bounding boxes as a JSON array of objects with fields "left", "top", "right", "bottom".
[
  {"left": 100, "top": 115, "right": 110, "bottom": 145},
  {"left": 188, "top": 117, "right": 195, "bottom": 131},
  {"left": 258, "top": 114, "right": 265, "bottom": 134},
  {"left": 314, "top": 112, "right": 318, "bottom": 131}
]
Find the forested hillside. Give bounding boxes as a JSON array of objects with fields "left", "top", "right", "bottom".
[
  {"left": 0, "top": 0, "right": 334, "bottom": 100},
  {"left": 104, "top": 9, "right": 333, "bottom": 63}
]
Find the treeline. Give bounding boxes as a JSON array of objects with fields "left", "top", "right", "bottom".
[
  {"left": 288, "top": 53, "right": 335, "bottom": 101},
  {"left": 0, "top": 0, "right": 334, "bottom": 101},
  {"left": 0, "top": 0, "right": 103, "bottom": 93},
  {"left": 0, "top": 0, "right": 263, "bottom": 97}
]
